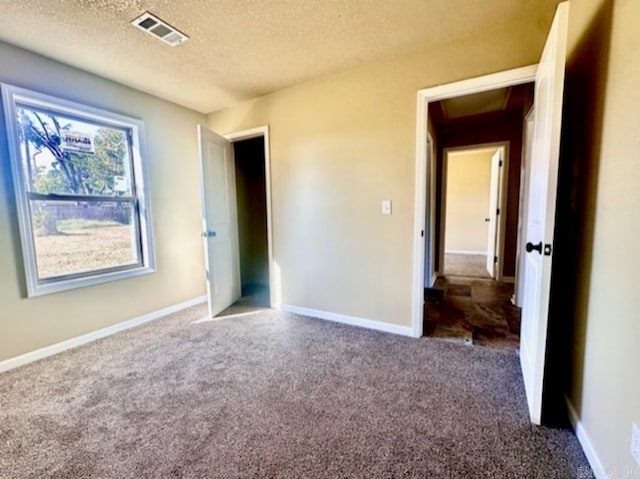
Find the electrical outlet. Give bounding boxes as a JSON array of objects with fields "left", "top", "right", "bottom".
[{"left": 631, "top": 422, "right": 640, "bottom": 466}]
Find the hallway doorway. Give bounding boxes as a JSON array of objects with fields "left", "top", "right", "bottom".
[
  {"left": 217, "top": 127, "right": 274, "bottom": 317},
  {"left": 442, "top": 145, "right": 508, "bottom": 280},
  {"left": 421, "top": 81, "right": 533, "bottom": 350}
]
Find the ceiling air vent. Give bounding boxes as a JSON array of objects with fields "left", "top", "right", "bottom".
[{"left": 131, "top": 12, "right": 189, "bottom": 46}]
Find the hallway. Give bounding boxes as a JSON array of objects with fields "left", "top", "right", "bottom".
[{"left": 424, "top": 277, "right": 521, "bottom": 352}]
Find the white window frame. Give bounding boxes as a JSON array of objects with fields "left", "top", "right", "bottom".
[{"left": 1, "top": 83, "right": 156, "bottom": 297}]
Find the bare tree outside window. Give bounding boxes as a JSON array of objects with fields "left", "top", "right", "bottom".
[{"left": 2, "top": 84, "right": 155, "bottom": 296}]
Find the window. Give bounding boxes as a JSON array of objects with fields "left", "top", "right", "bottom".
[{"left": 1, "top": 84, "right": 155, "bottom": 296}]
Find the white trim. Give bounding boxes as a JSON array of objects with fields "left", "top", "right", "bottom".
[
  {"left": 224, "top": 126, "right": 278, "bottom": 309},
  {"left": 565, "top": 395, "right": 607, "bottom": 479},
  {"left": 496, "top": 145, "right": 510, "bottom": 282},
  {"left": 419, "top": 65, "right": 538, "bottom": 101},
  {"left": 423, "top": 133, "right": 437, "bottom": 290},
  {"left": 0, "top": 295, "right": 206, "bottom": 373},
  {"left": 445, "top": 250, "right": 488, "bottom": 255},
  {"left": 282, "top": 305, "right": 415, "bottom": 338},
  {"left": 411, "top": 84, "right": 429, "bottom": 339},
  {"left": 514, "top": 106, "right": 536, "bottom": 307},
  {"left": 224, "top": 126, "right": 267, "bottom": 142},
  {"left": 1, "top": 83, "right": 156, "bottom": 297},
  {"left": 412, "top": 65, "right": 537, "bottom": 345}
]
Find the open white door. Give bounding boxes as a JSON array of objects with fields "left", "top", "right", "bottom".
[
  {"left": 519, "top": 2, "right": 569, "bottom": 425},
  {"left": 197, "top": 125, "right": 241, "bottom": 317},
  {"left": 485, "top": 149, "right": 502, "bottom": 278}
]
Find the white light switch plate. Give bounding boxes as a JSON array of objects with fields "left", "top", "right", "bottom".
[{"left": 381, "top": 200, "right": 392, "bottom": 215}]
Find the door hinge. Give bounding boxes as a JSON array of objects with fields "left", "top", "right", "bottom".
[
  {"left": 494, "top": 256, "right": 498, "bottom": 264},
  {"left": 499, "top": 160, "right": 503, "bottom": 167},
  {"left": 496, "top": 208, "right": 501, "bottom": 216}
]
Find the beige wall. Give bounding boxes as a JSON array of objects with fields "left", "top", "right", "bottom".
[
  {"left": 207, "top": 22, "right": 550, "bottom": 325},
  {"left": 0, "top": 41, "right": 206, "bottom": 361},
  {"left": 4, "top": 3, "right": 637, "bottom": 474},
  {"left": 444, "top": 150, "right": 494, "bottom": 252},
  {"left": 559, "top": 0, "right": 640, "bottom": 474}
]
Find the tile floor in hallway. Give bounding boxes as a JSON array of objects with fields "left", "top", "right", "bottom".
[{"left": 424, "top": 276, "right": 521, "bottom": 352}]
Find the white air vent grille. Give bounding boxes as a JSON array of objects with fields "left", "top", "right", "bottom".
[{"left": 131, "top": 12, "right": 189, "bottom": 46}]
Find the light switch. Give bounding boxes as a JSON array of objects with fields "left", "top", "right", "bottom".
[{"left": 381, "top": 200, "right": 392, "bottom": 215}]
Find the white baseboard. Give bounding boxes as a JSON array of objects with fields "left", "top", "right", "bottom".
[
  {"left": 565, "top": 395, "right": 607, "bottom": 479},
  {"left": 282, "top": 305, "right": 414, "bottom": 337},
  {"left": 445, "top": 250, "right": 487, "bottom": 255},
  {"left": 0, "top": 295, "right": 207, "bottom": 373}
]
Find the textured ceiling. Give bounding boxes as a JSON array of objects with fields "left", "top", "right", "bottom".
[{"left": 0, "top": 0, "right": 561, "bottom": 114}]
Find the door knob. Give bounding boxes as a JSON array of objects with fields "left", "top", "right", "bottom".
[
  {"left": 525, "top": 241, "right": 543, "bottom": 254},
  {"left": 485, "top": 218, "right": 490, "bottom": 222},
  {"left": 202, "top": 230, "right": 216, "bottom": 238}
]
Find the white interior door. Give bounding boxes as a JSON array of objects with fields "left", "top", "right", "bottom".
[
  {"left": 519, "top": 1, "right": 569, "bottom": 425},
  {"left": 197, "top": 125, "right": 241, "bottom": 317},
  {"left": 485, "top": 149, "right": 502, "bottom": 277}
]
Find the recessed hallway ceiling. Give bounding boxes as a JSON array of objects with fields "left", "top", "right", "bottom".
[
  {"left": 441, "top": 88, "right": 512, "bottom": 120},
  {"left": 0, "top": 0, "right": 561, "bottom": 113}
]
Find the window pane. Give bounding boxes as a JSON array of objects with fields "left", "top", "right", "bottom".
[
  {"left": 16, "top": 105, "right": 133, "bottom": 196},
  {"left": 30, "top": 200, "right": 141, "bottom": 280}
]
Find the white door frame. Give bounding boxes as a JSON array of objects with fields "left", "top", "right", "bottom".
[
  {"left": 440, "top": 142, "right": 509, "bottom": 280},
  {"left": 411, "top": 65, "right": 537, "bottom": 338},
  {"left": 514, "top": 106, "right": 535, "bottom": 306},
  {"left": 424, "top": 133, "right": 438, "bottom": 287},
  {"left": 224, "top": 125, "right": 278, "bottom": 309}
]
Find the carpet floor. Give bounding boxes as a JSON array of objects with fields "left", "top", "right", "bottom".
[
  {"left": 0, "top": 305, "right": 592, "bottom": 478},
  {"left": 444, "top": 253, "right": 491, "bottom": 278}
]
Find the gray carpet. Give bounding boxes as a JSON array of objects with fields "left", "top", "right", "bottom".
[{"left": 0, "top": 305, "right": 592, "bottom": 478}]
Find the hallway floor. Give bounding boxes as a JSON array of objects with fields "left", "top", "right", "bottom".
[
  {"left": 444, "top": 253, "right": 491, "bottom": 278},
  {"left": 424, "top": 276, "right": 521, "bottom": 352}
]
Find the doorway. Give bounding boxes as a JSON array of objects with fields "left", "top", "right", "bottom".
[
  {"left": 217, "top": 136, "right": 270, "bottom": 315},
  {"left": 224, "top": 127, "right": 273, "bottom": 316},
  {"left": 412, "top": 67, "right": 537, "bottom": 340},
  {"left": 422, "top": 82, "right": 533, "bottom": 350},
  {"left": 416, "top": 80, "right": 536, "bottom": 355},
  {"left": 442, "top": 144, "right": 508, "bottom": 280},
  {"left": 414, "top": 3, "right": 569, "bottom": 425}
]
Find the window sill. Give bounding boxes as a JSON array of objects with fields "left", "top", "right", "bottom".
[{"left": 27, "top": 265, "right": 156, "bottom": 297}]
